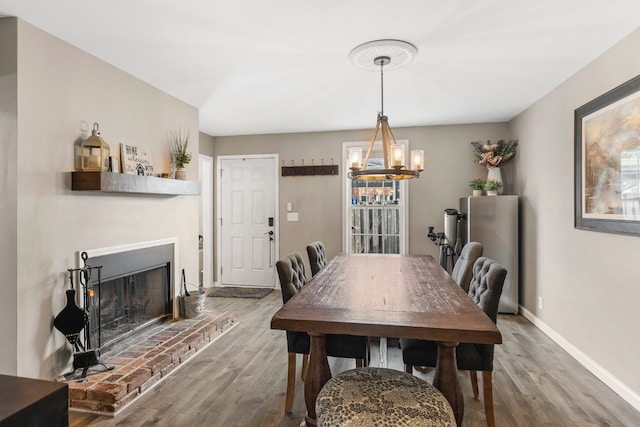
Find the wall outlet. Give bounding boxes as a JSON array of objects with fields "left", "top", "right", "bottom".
[{"left": 538, "top": 296, "right": 543, "bottom": 310}]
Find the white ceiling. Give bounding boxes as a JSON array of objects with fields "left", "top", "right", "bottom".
[{"left": 1, "top": 1, "right": 639, "bottom": 137}]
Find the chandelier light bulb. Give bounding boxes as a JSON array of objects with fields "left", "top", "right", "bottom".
[{"left": 349, "top": 147, "right": 363, "bottom": 169}]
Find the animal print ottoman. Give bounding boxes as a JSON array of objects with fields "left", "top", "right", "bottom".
[{"left": 316, "top": 367, "right": 455, "bottom": 426}]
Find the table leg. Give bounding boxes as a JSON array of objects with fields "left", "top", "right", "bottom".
[
  {"left": 304, "top": 332, "right": 331, "bottom": 427},
  {"left": 379, "top": 337, "right": 387, "bottom": 368},
  {"left": 433, "top": 341, "right": 464, "bottom": 427}
]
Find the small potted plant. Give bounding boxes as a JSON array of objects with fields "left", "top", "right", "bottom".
[
  {"left": 469, "top": 179, "right": 485, "bottom": 196},
  {"left": 483, "top": 179, "right": 502, "bottom": 196},
  {"left": 170, "top": 129, "right": 192, "bottom": 180}
]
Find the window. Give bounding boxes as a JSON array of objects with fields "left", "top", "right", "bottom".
[{"left": 342, "top": 141, "right": 408, "bottom": 254}]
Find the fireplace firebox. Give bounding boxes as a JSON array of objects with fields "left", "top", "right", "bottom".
[{"left": 84, "top": 243, "right": 173, "bottom": 353}]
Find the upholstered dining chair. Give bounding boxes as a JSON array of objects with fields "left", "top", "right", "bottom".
[
  {"left": 276, "top": 252, "right": 368, "bottom": 413},
  {"left": 451, "top": 241, "right": 483, "bottom": 292},
  {"left": 400, "top": 256, "right": 507, "bottom": 427},
  {"left": 306, "top": 241, "right": 327, "bottom": 277}
]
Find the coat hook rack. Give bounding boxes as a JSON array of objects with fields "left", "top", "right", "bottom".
[{"left": 281, "top": 158, "right": 338, "bottom": 177}]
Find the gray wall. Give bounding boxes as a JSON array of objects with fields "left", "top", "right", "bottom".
[
  {"left": 511, "top": 27, "right": 640, "bottom": 403},
  {"left": 1, "top": 17, "right": 201, "bottom": 379},
  {"left": 207, "top": 122, "right": 510, "bottom": 275}
]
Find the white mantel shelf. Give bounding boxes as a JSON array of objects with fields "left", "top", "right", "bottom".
[{"left": 71, "top": 171, "right": 201, "bottom": 196}]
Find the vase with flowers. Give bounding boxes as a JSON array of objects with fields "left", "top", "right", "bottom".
[
  {"left": 170, "top": 129, "right": 192, "bottom": 180},
  {"left": 470, "top": 139, "right": 518, "bottom": 194}
]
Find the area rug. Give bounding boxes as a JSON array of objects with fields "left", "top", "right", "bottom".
[{"left": 207, "top": 286, "right": 273, "bottom": 299}]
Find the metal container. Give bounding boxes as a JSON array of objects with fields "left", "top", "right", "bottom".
[{"left": 443, "top": 208, "right": 459, "bottom": 247}]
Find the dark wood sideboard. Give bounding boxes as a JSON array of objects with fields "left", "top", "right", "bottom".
[{"left": 0, "top": 375, "right": 68, "bottom": 427}]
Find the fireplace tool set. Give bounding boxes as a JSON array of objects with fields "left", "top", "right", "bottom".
[{"left": 54, "top": 251, "right": 113, "bottom": 379}]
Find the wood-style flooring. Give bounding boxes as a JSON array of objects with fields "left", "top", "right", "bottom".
[{"left": 70, "top": 290, "right": 640, "bottom": 426}]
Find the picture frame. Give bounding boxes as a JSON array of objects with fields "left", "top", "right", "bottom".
[
  {"left": 109, "top": 156, "right": 120, "bottom": 173},
  {"left": 120, "top": 143, "right": 154, "bottom": 176},
  {"left": 574, "top": 74, "right": 640, "bottom": 236}
]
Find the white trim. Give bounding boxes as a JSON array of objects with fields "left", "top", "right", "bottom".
[
  {"left": 215, "top": 154, "right": 279, "bottom": 288},
  {"left": 341, "top": 140, "right": 409, "bottom": 254},
  {"left": 78, "top": 238, "right": 180, "bottom": 318},
  {"left": 520, "top": 305, "right": 640, "bottom": 412},
  {"left": 79, "top": 238, "right": 178, "bottom": 259},
  {"left": 199, "top": 154, "right": 214, "bottom": 288}
]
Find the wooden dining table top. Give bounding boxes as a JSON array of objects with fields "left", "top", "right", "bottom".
[{"left": 271, "top": 253, "right": 502, "bottom": 345}]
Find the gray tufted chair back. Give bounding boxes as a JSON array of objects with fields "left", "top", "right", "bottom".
[
  {"left": 468, "top": 256, "right": 507, "bottom": 324},
  {"left": 306, "top": 241, "right": 327, "bottom": 277},
  {"left": 276, "top": 252, "right": 308, "bottom": 304},
  {"left": 451, "top": 242, "right": 483, "bottom": 293}
]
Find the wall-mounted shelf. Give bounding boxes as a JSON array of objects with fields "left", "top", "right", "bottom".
[
  {"left": 281, "top": 165, "right": 338, "bottom": 177},
  {"left": 71, "top": 171, "right": 201, "bottom": 196}
]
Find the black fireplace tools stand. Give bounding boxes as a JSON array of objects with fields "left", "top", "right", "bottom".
[{"left": 54, "top": 252, "right": 113, "bottom": 380}]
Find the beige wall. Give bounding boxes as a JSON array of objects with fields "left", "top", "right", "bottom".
[
  {"left": 0, "top": 18, "right": 18, "bottom": 374},
  {"left": 511, "top": 27, "right": 640, "bottom": 403},
  {"left": 199, "top": 131, "right": 215, "bottom": 157},
  {"left": 2, "top": 18, "right": 201, "bottom": 379},
  {"left": 207, "top": 122, "right": 510, "bottom": 276}
]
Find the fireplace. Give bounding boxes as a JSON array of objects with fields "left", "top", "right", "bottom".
[{"left": 83, "top": 241, "right": 175, "bottom": 353}]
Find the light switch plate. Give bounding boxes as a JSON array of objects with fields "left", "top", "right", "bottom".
[{"left": 287, "top": 212, "right": 299, "bottom": 221}]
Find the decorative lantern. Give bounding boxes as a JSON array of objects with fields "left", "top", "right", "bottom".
[{"left": 81, "top": 122, "right": 110, "bottom": 171}]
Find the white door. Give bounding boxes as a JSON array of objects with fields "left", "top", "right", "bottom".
[{"left": 219, "top": 156, "right": 277, "bottom": 287}]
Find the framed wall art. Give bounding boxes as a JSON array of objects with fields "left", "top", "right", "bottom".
[
  {"left": 120, "top": 143, "right": 154, "bottom": 176},
  {"left": 575, "top": 74, "right": 640, "bottom": 235}
]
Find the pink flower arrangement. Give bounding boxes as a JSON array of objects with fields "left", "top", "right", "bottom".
[{"left": 471, "top": 139, "right": 518, "bottom": 168}]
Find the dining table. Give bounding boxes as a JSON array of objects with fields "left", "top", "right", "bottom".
[{"left": 270, "top": 253, "right": 502, "bottom": 427}]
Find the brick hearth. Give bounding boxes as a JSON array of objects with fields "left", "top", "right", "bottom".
[{"left": 65, "top": 311, "right": 237, "bottom": 415}]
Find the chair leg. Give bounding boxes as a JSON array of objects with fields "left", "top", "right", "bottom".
[
  {"left": 469, "top": 370, "right": 480, "bottom": 400},
  {"left": 405, "top": 364, "right": 413, "bottom": 374},
  {"left": 285, "top": 353, "right": 296, "bottom": 413},
  {"left": 482, "top": 370, "right": 495, "bottom": 427},
  {"left": 356, "top": 358, "right": 364, "bottom": 368},
  {"left": 301, "top": 354, "right": 309, "bottom": 380}
]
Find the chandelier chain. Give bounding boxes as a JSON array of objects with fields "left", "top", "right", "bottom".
[{"left": 380, "top": 60, "right": 384, "bottom": 116}]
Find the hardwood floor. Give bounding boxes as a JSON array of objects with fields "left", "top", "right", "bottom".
[{"left": 70, "top": 291, "right": 640, "bottom": 426}]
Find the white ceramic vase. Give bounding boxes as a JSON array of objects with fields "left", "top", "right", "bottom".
[{"left": 486, "top": 167, "right": 503, "bottom": 194}]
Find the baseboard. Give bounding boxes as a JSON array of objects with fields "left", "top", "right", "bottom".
[{"left": 519, "top": 305, "right": 640, "bottom": 412}]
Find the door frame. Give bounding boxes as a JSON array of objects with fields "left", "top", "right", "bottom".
[
  {"left": 215, "top": 154, "right": 279, "bottom": 287},
  {"left": 341, "top": 140, "right": 410, "bottom": 254},
  {"left": 199, "top": 154, "right": 214, "bottom": 288}
]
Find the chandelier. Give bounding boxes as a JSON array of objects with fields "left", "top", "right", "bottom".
[{"left": 348, "top": 40, "right": 423, "bottom": 181}]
